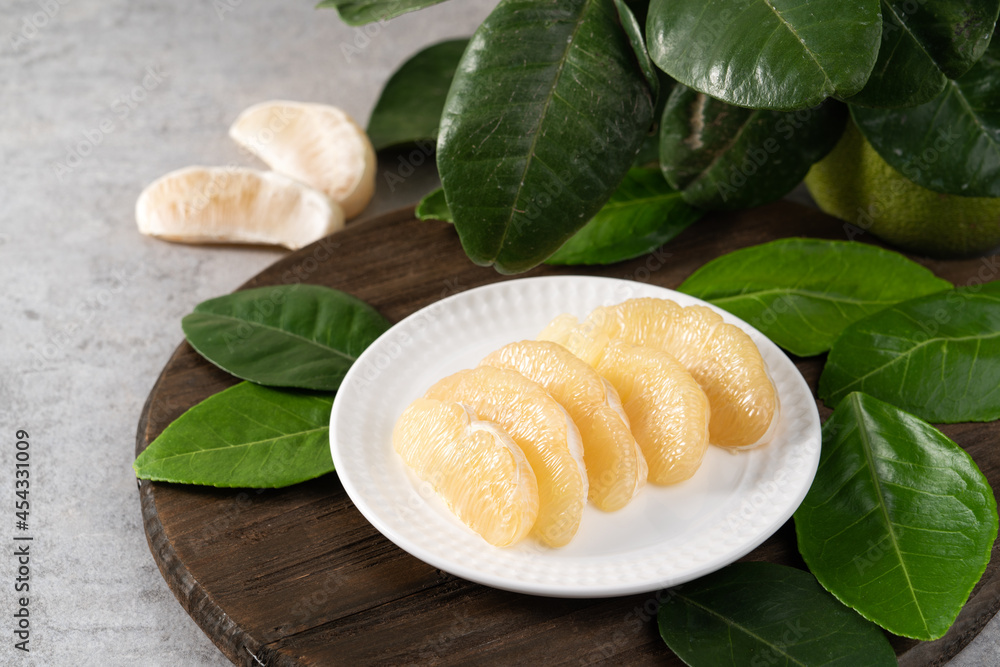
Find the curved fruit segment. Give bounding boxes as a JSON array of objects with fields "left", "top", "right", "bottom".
[
  {"left": 229, "top": 101, "right": 376, "bottom": 219},
  {"left": 135, "top": 166, "right": 343, "bottom": 250},
  {"left": 596, "top": 339, "right": 710, "bottom": 484},
  {"left": 425, "top": 366, "right": 587, "bottom": 548},
  {"left": 393, "top": 398, "right": 538, "bottom": 547},
  {"left": 480, "top": 340, "right": 647, "bottom": 512},
  {"left": 542, "top": 319, "right": 710, "bottom": 485},
  {"left": 584, "top": 298, "right": 778, "bottom": 449}
]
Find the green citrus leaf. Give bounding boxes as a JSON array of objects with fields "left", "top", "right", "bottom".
[
  {"left": 546, "top": 168, "right": 701, "bottom": 265},
  {"left": 646, "top": 0, "right": 881, "bottom": 110},
  {"left": 415, "top": 187, "right": 453, "bottom": 223},
  {"left": 795, "top": 392, "right": 997, "bottom": 640},
  {"left": 659, "top": 88, "right": 847, "bottom": 210},
  {"left": 819, "top": 281, "right": 1000, "bottom": 421},
  {"left": 182, "top": 284, "right": 391, "bottom": 391},
  {"left": 852, "top": 35, "right": 1000, "bottom": 196},
  {"left": 890, "top": 0, "right": 998, "bottom": 79},
  {"left": 846, "top": 1, "right": 949, "bottom": 108},
  {"left": 316, "top": 0, "right": 449, "bottom": 26},
  {"left": 678, "top": 239, "right": 952, "bottom": 356},
  {"left": 612, "top": 0, "right": 658, "bottom": 96},
  {"left": 437, "top": 0, "right": 654, "bottom": 274},
  {"left": 133, "top": 383, "right": 335, "bottom": 488},
  {"left": 634, "top": 66, "right": 677, "bottom": 168},
  {"left": 367, "top": 39, "right": 468, "bottom": 151},
  {"left": 658, "top": 562, "right": 897, "bottom": 666}
]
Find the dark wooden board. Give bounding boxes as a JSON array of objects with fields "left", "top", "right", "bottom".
[{"left": 136, "top": 201, "right": 1000, "bottom": 666}]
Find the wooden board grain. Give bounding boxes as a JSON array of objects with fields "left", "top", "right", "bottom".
[{"left": 135, "top": 201, "right": 1000, "bottom": 666}]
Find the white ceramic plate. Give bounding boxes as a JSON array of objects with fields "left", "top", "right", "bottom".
[{"left": 330, "top": 276, "right": 821, "bottom": 598}]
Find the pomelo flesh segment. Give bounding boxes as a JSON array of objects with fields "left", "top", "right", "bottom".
[
  {"left": 539, "top": 318, "right": 710, "bottom": 485},
  {"left": 424, "top": 366, "right": 587, "bottom": 548},
  {"left": 393, "top": 398, "right": 538, "bottom": 547},
  {"left": 480, "top": 340, "right": 646, "bottom": 512},
  {"left": 584, "top": 298, "right": 778, "bottom": 449}
]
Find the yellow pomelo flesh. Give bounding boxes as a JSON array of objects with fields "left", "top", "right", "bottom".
[
  {"left": 805, "top": 121, "right": 1000, "bottom": 257},
  {"left": 480, "top": 340, "right": 647, "bottom": 512},
  {"left": 540, "top": 319, "right": 710, "bottom": 485},
  {"left": 424, "top": 366, "right": 587, "bottom": 548},
  {"left": 393, "top": 398, "right": 538, "bottom": 547},
  {"left": 229, "top": 101, "right": 376, "bottom": 219},
  {"left": 584, "top": 298, "right": 778, "bottom": 449},
  {"left": 135, "top": 166, "right": 343, "bottom": 250}
]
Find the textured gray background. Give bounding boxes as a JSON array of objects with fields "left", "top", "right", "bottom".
[{"left": 0, "top": 0, "right": 995, "bottom": 665}]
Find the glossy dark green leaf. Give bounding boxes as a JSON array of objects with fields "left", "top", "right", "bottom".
[
  {"left": 133, "top": 383, "right": 335, "bottom": 488},
  {"left": 182, "top": 285, "right": 391, "bottom": 391},
  {"left": 845, "top": 1, "right": 949, "bottom": 108},
  {"left": 415, "top": 187, "right": 453, "bottom": 223},
  {"left": 633, "top": 66, "right": 676, "bottom": 168},
  {"left": 887, "top": 0, "right": 998, "bottom": 79},
  {"left": 658, "top": 562, "right": 896, "bottom": 666},
  {"left": 437, "top": 0, "right": 655, "bottom": 274},
  {"left": 679, "top": 238, "right": 952, "bottom": 356},
  {"left": 819, "top": 281, "right": 1000, "bottom": 421},
  {"left": 613, "top": 0, "right": 658, "bottom": 96},
  {"left": 645, "top": 0, "right": 881, "bottom": 110},
  {"left": 546, "top": 168, "right": 700, "bottom": 265},
  {"left": 795, "top": 392, "right": 997, "bottom": 640},
  {"left": 852, "top": 36, "right": 1000, "bottom": 196},
  {"left": 316, "top": 0, "right": 448, "bottom": 26},
  {"left": 367, "top": 39, "right": 468, "bottom": 151},
  {"left": 659, "top": 88, "right": 847, "bottom": 209}
]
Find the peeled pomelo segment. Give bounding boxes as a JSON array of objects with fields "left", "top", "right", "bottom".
[
  {"left": 393, "top": 398, "right": 538, "bottom": 548},
  {"left": 135, "top": 166, "right": 343, "bottom": 250},
  {"left": 229, "top": 101, "right": 376, "bottom": 219},
  {"left": 584, "top": 298, "right": 778, "bottom": 449},
  {"left": 480, "top": 340, "right": 646, "bottom": 512},
  {"left": 596, "top": 340, "right": 710, "bottom": 485},
  {"left": 537, "top": 313, "right": 607, "bottom": 367},
  {"left": 540, "top": 319, "right": 710, "bottom": 484},
  {"left": 425, "top": 366, "right": 587, "bottom": 548}
]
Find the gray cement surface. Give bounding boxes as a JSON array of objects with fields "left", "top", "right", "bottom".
[{"left": 0, "top": 0, "right": 995, "bottom": 664}]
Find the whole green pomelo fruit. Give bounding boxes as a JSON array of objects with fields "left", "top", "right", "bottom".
[{"left": 805, "top": 121, "right": 1000, "bottom": 257}]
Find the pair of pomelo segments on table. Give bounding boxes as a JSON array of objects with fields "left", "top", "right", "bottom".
[
  {"left": 136, "top": 101, "right": 376, "bottom": 250},
  {"left": 393, "top": 297, "right": 779, "bottom": 549}
]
